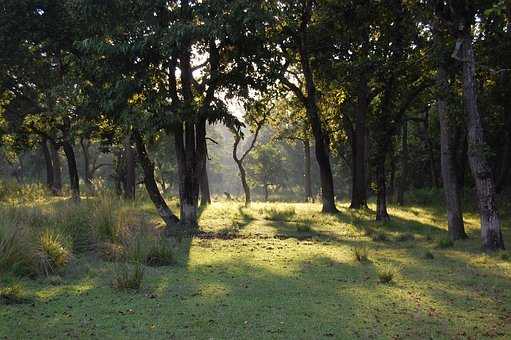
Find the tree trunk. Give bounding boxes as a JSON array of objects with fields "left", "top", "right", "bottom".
[
  {"left": 80, "top": 138, "right": 93, "bottom": 192},
  {"left": 174, "top": 122, "right": 200, "bottom": 227},
  {"left": 350, "top": 81, "right": 369, "bottom": 209},
  {"left": 236, "top": 160, "right": 251, "bottom": 206},
  {"left": 62, "top": 140, "right": 80, "bottom": 203},
  {"left": 376, "top": 158, "right": 390, "bottom": 221},
  {"left": 437, "top": 63, "right": 467, "bottom": 240},
  {"left": 40, "top": 139, "right": 54, "bottom": 190},
  {"left": 298, "top": 3, "right": 337, "bottom": 213},
  {"left": 303, "top": 139, "right": 313, "bottom": 202},
  {"left": 397, "top": 120, "right": 409, "bottom": 205},
  {"left": 49, "top": 141, "right": 62, "bottom": 195},
  {"left": 199, "top": 131, "right": 211, "bottom": 206},
  {"left": 423, "top": 110, "right": 439, "bottom": 188},
  {"left": 496, "top": 113, "right": 511, "bottom": 192},
  {"left": 461, "top": 32, "right": 504, "bottom": 251},
  {"left": 124, "top": 138, "right": 136, "bottom": 200},
  {"left": 264, "top": 183, "right": 269, "bottom": 202},
  {"left": 134, "top": 131, "right": 179, "bottom": 228}
]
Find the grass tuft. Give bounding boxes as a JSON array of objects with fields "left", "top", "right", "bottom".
[
  {"left": 377, "top": 264, "right": 397, "bottom": 284},
  {"left": 112, "top": 262, "right": 144, "bottom": 291},
  {"left": 352, "top": 246, "right": 369, "bottom": 262},
  {"left": 36, "top": 229, "right": 72, "bottom": 277}
]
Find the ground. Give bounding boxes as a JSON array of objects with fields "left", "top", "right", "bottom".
[{"left": 1, "top": 199, "right": 510, "bottom": 339}]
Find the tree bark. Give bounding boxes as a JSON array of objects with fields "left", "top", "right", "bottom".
[
  {"left": 134, "top": 131, "right": 179, "bottom": 228},
  {"left": 40, "top": 138, "right": 54, "bottom": 190},
  {"left": 376, "top": 159, "right": 390, "bottom": 221},
  {"left": 298, "top": 0, "right": 337, "bottom": 213},
  {"left": 350, "top": 82, "right": 369, "bottom": 209},
  {"left": 80, "top": 138, "right": 93, "bottom": 192},
  {"left": 397, "top": 120, "right": 409, "bottom": 205},
  {"left": 199, "top": 125, "right": 211, "bottom": 206},
  {"left": 437, "top": 63, "right": 467, "bottom": 240},
  {"left": 124, "top": 138, "right": 136, "bottom": 200},
  {"left": 460, "top": 32, "right": 504, "bottom": 251},
  {"left": 49, "top": 141, "right": 62, "bottom": 195},
  {"left": 62, "top": 140, "right": 80, "bottom": 203},
  {"left": 303, "top": 139, "right": 313, "bottom": 202}
]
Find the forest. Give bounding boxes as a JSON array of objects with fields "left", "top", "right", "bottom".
[{"left": 0, "top": 0, "right": 510, "bottom": 339}]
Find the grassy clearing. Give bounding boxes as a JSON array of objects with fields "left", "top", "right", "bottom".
[{"left": 0, "top": 194, "right": 510, "bottom": 339}]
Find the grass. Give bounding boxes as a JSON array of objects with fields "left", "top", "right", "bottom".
[{"left": 0, "top": 191, "right": 510, "bottom": 339}]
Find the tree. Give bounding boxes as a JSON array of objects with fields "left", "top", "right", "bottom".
[{"left": 434, "top": 0, "right": 505, "bottom": 251}]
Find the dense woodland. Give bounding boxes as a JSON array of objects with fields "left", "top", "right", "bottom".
[
  {"left": 1, "top": 1, "right": 511, "bottom": 338},
  {"left": 2, "top": 0, "right": 509, "bottom": 249}
]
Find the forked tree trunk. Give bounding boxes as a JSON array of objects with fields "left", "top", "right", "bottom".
[
  {"left": 134, "top": 131, "right": 179, "bottom": 228},
  {"left": 437, "top": 63, "right": 467, "bottom": 240},
  {"left": 460, "top": 32, "right": 504, "bottom": 251},
  {"left": 49, "top": 141, "right": 62, "bottom": 195},
  {"left": 303, "top": 139, "right": 313, "bottom": 201},
  {"left": 40, "top": 139, "right": 54, "bottom": 190}
]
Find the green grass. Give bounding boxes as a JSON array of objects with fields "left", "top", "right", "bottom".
[{"left": 0, "top": 196, "right": 510, "bottom": 339}]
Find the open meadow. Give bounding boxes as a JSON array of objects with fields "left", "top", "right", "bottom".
[{"left": 1, "top": 188, "right": 510, "bottom": 339}]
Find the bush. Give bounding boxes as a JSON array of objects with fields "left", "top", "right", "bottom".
[
  {"left": 436, "top": 238, "right": 454, "bottom": 249},
  {"left": 54, "top": 203, "right": 95, "bottom": 252},
  {"left": 377, "top": 264, "right": 396, "bottom": 284},
  {"left": 0, "top": 181, "right": 49, "bottom": 204},
  {"left": 36, "top": 229, "right": 72, "bottom": 276},
  {"left": 0, "top": 222, "right": 35, "bottom": 276},
  {"left": 423, "top": 250, "right": 435, "bottom": 260},
  {"left": 352, "top": 246, "right": 369, "bottom": 262},
  {"left": 112, "top": 262, "right": 144, "bottom": 291}
]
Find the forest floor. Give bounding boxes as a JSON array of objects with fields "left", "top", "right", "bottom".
[{"left": 1, "top": 198, "right": 511, "bottom": 339}]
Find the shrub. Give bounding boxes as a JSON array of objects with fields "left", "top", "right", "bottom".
[
  {"left": 112, "top": 262, "right": 144, "bottom": 291},
  {"left": 352, "top": 246, "right": 369, "bottom": 262},
  {"left": 36, "top": 229, "right": 72, "bottom": 276},
  {"left": 54, "top": 203, "right": 95, "bottom": 252},
  {"left": 98, "top": 242, "right": 126, "bottom": 262},
  {"left": 377, "top": 264, "right": 396, "bottom": 284},
  {"left": 500, "top": 252, "right": 510, "bottom": 261},
  {"left": 145, "top": 238, "right": 175, "bottom": 267},
  {"left": 423, "top": 250, "right": 435, "bottom": 260},
  {"left": 0, "top": 222, "right": 34, "bottom": 276},
  {"left": 436, "top": 238, "right": 454, "bottom": 249},
  {"left": 91, "top": 196, "right": 120, "bottom": 243}
]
